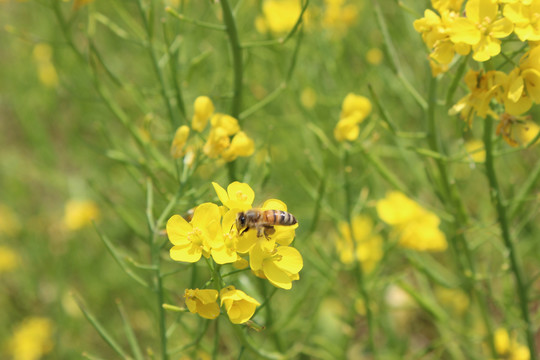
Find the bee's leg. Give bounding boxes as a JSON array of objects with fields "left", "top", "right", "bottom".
[
  {"left": 256, "top": 226, "right": 264, "bottom": 238},
  {"left": 263, "top": 226, "right": 275, "bottom": 239}
]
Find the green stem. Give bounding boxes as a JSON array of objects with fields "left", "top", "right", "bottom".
[
  {"left": 220, "top": 0, "right": 243, "bottom": 119},
  {"left": 342, "top": 147, "right": 377, "bottom": 357},
  {"left": 483, "top": 117, "right": 537, "bottom": 360},
  {"left": 426, "top": 76, "right": 497, "bottom": 356}
]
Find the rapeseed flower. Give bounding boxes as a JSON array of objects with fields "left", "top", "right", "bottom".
[
  {"left": 503, "top": 2, "right": 540, "bottom": 41},
  {"left": 334, "top": 93, "right": 372, "bottom": 142},
  {"left": 221, "top": 132, "right": 255, "bottom": 161},
  {"left": 464, "top": 139, "right": 486, "bottom": 163},
  {"left": 255, "top": 0, "right": 303, "bottom": 34},
  {"left": 192, "top": 96, "right": 214, "bottom": 132},
  {"left": 0, "top": 246, "right": 20, "bottom": 273},
  {"left": 494, "top": 328, "right": 530, "bottom": 360},
  {"left": 220, "top": 286, "right": 260, "bottom": 324},
  {"left": 184, "top": 289, "right": 220, "bottom": 319},
  {"left": 63, "top": 199, "right": 100, "bottom": 230},
  {"left": 167, "top": 203, "right": 221, "bottom": 263},
  {"left": 170, "top": 125, "right": 190, "bottom": 158},
  {"left": 212, "top": 181, "right": 254, "bottom": 211},
  {"left": 8, "top": 317, "right": 54, "bottom": 360},
  {"left": 376, "top": 191, "right": 447, "bottom": 252},
  {"left": 336, "top": 215, "right": 383, "bottom": 273}
]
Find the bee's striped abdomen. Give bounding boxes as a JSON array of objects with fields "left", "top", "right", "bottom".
[{"left": 263, "top": 210, "right": 297, "bottom": 226}]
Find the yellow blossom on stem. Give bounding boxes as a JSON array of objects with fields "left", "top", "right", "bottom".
[
  {"left": 210, "top": 210, "right": 239, "bottom": 265},
  {"left": 221, "top": 131, "right": 255, "bottom": 162},
  {"left": 167, "top": 203, "right": 221, "bottom": 263},
  {"left": 334, "top": 93, "right": 372, "bottom": 142},
  {"left": 503, "top": 2, "right": 540, "bottom": 41},
  {"left": 192, "top": 96, "right": 215, "bottom": 132},
  {"left": 515, "top": 119, "right": 540, "bottom": 146},
  {"left": 63, "top": 199, "right": 100, "bottom": 230},
  {"left": 249, "top": 243, "right": 303, "bottom": 290},
  {"left": 376, "top": 191, "right": 447, "bottom": 252},
  {"left": 8, "top": 317, "right": 54, "bottom": 360},
  {"left": 210, "top": 113, "right": 240, "bottom": 135},
  {"left": 170, "top": 125, "right": 190, "bottom": 159},
  {"left": 220, "top": 286, "right": 260, "bottom": 324},
  {"left": 448, "top": 0, "right": 513, "bottom": 62},
  {"left": 212, "top": 181, "right": 254, "bottom": 211},
  {"left": 336, "top": 215, "right": 383, "bottom": 273},
  {"left": 184, "top": 289, "right": 220, "bottom": 320},
  {"left": 203, "top": 126, "right": 230, "bottom": 158}
]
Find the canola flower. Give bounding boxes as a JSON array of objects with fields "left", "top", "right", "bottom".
[
  {"left": 334, "top": 93, "right": 372, "bottom": 142},
  {"left": 255, "top": 0, "right": 304, "bottom": 34},
  {"left": 8, "top": 317, "right": 54, "bottom": 360},
  {"left": 376, "top": 191, "right": 448, "bottom": 252},
  {"left": 493, "top": 328, "right": 530, "bottom": 360},
  {"left": 63, "top": 199, "right": 100, "bottom": 231},
  {"left": 32, "top": 43, "right": 58, "bottom": 88},
  {"left": 336, "top": 215, "right": 383, "bottom": 273},
  {"left": 166, "top": 182, "right": 302, "bottom": 324},
  {"left": 415, "top": 1, "right": 540, "bottom": 146},
  {"left": 172, "top": 96, "right": 255, "bottom": 162}
]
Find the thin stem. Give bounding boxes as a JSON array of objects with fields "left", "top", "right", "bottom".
[
  {"left": 219, "top": 0, "right": 243, "bottom": 119},
  {"left": 483, "top": 117, "right": 537, "bottom": 360},
  {"left": 342, "top": 147, "right": 377, "bottom": 357}
]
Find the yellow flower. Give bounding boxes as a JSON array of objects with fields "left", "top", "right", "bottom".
[
  {"left": 448, "top": 0, "right": 513, "bottom": 62},
  {"left": 220, "top": 285, "right": 260, "bottom": 324},
  {"left": 256, "top": 0, "right": 303, "bottom": 34},
  {"left": 167, "top": 203, "right": 221, "bottom": 263},
  {"left": 464, "top": 139, "right": 486, "bottom": 163},
  {"left": 322, "top": 0, "right": 359, "bottom": 36},
  {"left": 503, "top": 2, "right": 540, "bottom": 41},
  {"left": 8, "top": 317, "right": 54, "bottom": 360},
  {"left": 221, "top": 131, "right": 255, "bottom": 162},
  {"left": 0, "top": 204, "right": 21, "bottom": 236},
  {"left": 210, "top": 113, "right": 240, "bottom": 135},
  {"left": 515, "top": 119, "right": 540, "bottom": 145},
  {"left": 170, "top": 125, "right": 190, "bottom": 158},
  {"left": 192, "top": 96, "right": 215, "bottom": 132},
  {"left": 203, "top": 126, "right": 230, "bottom": 158},
  {"left": 210, "top": 210, "right": 239, "bottom": 265},
  {"left": 336, "top": 215, "right": 383, "bottom": 273},
  {"left": 494, "top": 328, "right": 530, "bottom": 360},
  {"left": 334, "top": 115, "right": 361, "bottom": 142},
  {"left": 63, "top": 200, "right": 99, "bottom": 230},
  {"left": 184, "top": 288, "right": 220, "bottom": 319},
  {"left": 32, "top": 43, "right": 58, "bottom": 88},
  {"left": 0, "top": 246, "right": 20, "bottom": 273},
  {"left": 340, "top": 93, "right": 372, "bottom": 120},
  {"left": 250, "top": 244, "right": 303, "bottom": 290},
  {"left": 366, "top": 48, "right": 383, "bottom": 65},
  {"left": 376, "top": 191, "right": 447, "bottom": 252},
  {"left": 300, "top": 87, "right": 317, "bottom": 109},
  {"left": 212, "top": 182, "right": 255, "bottom": 211}
]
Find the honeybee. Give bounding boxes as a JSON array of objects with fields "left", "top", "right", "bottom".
[{"left": 236, "top": 209, "right": 297, "bottom": 239}]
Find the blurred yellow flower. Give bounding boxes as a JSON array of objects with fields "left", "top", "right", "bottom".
[
  {"left": 464, "top": 139, "right": 486, "bottom": 163},
  {"left": 300, "top": 87, "right": 317, "bottom": 109},
  {"left": 336, "top": 215, "right": 383, "bottom": 273},
  {"left": 63, "top": 200, "right": 99, "bottom": 230},
  {"left": 515, "top": 119, "right": 540, "bottom": 145},
  {"left": 192, "top": 96, "right": 215, "bottom": 132},
  {"left": 322, "top": 0, "right": 359, "bottom": 35},
  {"left": 256, "top": 0, "right": 303, "bottom": 34},
  {"left": 32, "top": 43, "right": 58, "bottom": 88},
  {"left": 0, "top": 245, "right": 20, "bottom": 273},
  {"left": 184, "top": 288, "right": 220, "bottom": 319},
  {"left": 210, "top": 113, "right": 240, "bottom": 135},
  {"left": 170, "top": 125, "right": 190, "bottom": 158},
  {"left": 203, "top": 126, "right": 231, "bottom": 158},
  {"left": 220, "top": 286, "right": 260, "bottom": 324},
  {"left": 8, "top": 317, "right": 54, "bottom": 360},
  {"left": 0, "top": 204, "right": 21, "bottom": 236},
  {"left": 494, "top": 328, "right": 530, "bottom": 360},
  {"left": 334, "top": 93, "right": 372, "bottom": 142},
  {"left": 366, "top": 48, "right": 383, "bottom": 65},
  {"left": 376, "top": 191, "right": 447, "bottom": 252}
]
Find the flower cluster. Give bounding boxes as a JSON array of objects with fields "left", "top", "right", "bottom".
[
  {"left": 170, "top": 96, "right": 255, "bottom": 162},
  {"left": 334, "top": 93, "right": 372, "bottom": 142},
  {"left": 415, "top": 1, "right": 540, "bottom": 147},
  {"left": 493, "top": 328, "right": 530, "bottom": 360},
  {"left": 376, "top": 191, "right": 448, "bottom": 252},
  {"left": 8, "top": 317, "right": 54, "bottom": 360},
  {"left": 32, "top": 43, "right": 58, "bottom": 88},
  {"left": 336, "top": 215, "right": 383, "bottom": 273},
  {"left": 63, "top": 199, "right": 100, "bottom": 231},
  {"left": 166, "top": 182, "right": 302, "bottom": 323}
]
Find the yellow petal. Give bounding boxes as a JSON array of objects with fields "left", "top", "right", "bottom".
[
  {"left": 166, "top": 215, "right": 191, "bottom": 245},
  {"left": 170, "top": 244, "right": 202, "bottom": 262},
  {"left": 263, "top": 260, "right": 293, "bottom": 289}
]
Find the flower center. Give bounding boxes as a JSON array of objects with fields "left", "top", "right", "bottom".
[
  {"left": 188, "top": 228, "right": 203, "bottom": 246},
  {"left": 235, "top": 191, "right": 248, "bottom": 202}
]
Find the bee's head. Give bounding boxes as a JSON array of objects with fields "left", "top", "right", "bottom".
[{"left": 236, "top": 212, "right": 247, "bottom": 231}]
